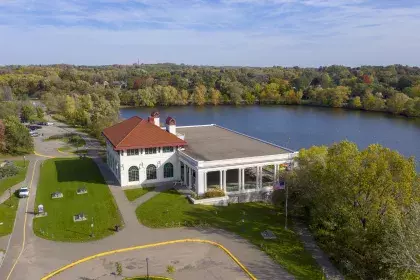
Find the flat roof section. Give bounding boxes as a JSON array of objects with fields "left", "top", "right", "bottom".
[{"left": 177, "top": 125, "right": 291, "bottom": 161}]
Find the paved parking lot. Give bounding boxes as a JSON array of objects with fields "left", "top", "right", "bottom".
[{"left": 53, "top": 243, "right": 248, "bottom": 280}]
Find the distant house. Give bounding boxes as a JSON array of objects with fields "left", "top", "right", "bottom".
[
  {"left": 102, "top": 111, "right": 297, "bottom": 202},
  {"left": 111, "top": 81, "right": 127, "bottom": 89}
]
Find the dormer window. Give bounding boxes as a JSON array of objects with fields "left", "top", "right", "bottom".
[
  {"left": 163, "top": 146, "right": 174, "bottom": 153},
  {"left": 145, "top": 147, "right": 157, "bottom": 154}
]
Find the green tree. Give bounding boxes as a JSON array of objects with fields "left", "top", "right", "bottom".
[
  {"left": 209, "top": 88, "right": 221, "bottom": 105},
  {"left": 36, "top": 106, "right": 44, "bottom": 120},
  {"left": 289, "top": 141, "right": 419, "bottom": 279},
  {"left": 178, "top": 89, "right": 189, "bottom": 105},
  {"left": 136, "top": 88, "right": 156, "bottom": 107},
  {"left": 382, "top": 202, "right": 420, "bottom": 278},
  {"left": 329, "top": 86, "right": 351, "bottom": 107},
  {"left": 3, "top": 116, "right": 34, "bottom": 154},
  {"left": 64, "top": 95, "right": 76, "bottom": 118},
  {"left": 362, "top": 92, "right": 385, "bottom": 111},
  {"left": 0, "top": 120, "right": 5, "bottom": 152},
  {"left": 349, "top": 96, "right": 362, "bottom": 109},
  {"left": 404, "top": 98, "right": 420, "bottom": 117},
  {"left": 21, "top": 103, "right": 36, "bottom": 122},
  {"left": 243, "top": 91, "right": 256, "bottom": 105},
  {"left": 191, "top": 85, "right": 207, "bottom": 105},
  {"left": 387, "top": 92, "right": 410, "bottom": 114},
  {"left": 260, "top": 83, "right": 281, "bottom": 103}
]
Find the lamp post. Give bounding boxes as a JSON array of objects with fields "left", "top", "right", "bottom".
[
  {"left": 23, "top": 156, "right": 26, "bottom": 167},
  {"left": 90, "top": 217, "right": 94, "bottom": 238},
  {"left": 9, "top": 188, "right": 12, "bottom": 207},
  {"left": 146, "top": 257, "right": 149, "bottom": 279}
]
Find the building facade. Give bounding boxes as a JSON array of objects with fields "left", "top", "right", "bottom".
[{"left": 103, "top": 112, "right": 297, "bottom": 198}]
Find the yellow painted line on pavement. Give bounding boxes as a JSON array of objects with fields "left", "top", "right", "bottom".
[
  {"left": 56, "top": 148, "right": 75, "bottom": 155},
  {"left": 41, "top": 239, "right": 257, "bottom": 280},
  {"left": 6, "top": 160, "right": 39, "bottom": 280},
  {"left": 126, "top": 276, "right": 172, "bottom": 280},
  {"left": 34, "top": 151, "right": 55, "bottom": 158}
]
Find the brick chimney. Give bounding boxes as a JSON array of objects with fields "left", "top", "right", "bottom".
[
  {"left": 165, "top": 117, "right": 176, "bottom": 135},
  {"left": 150, "top": 111, "right": 160, "bottom": 126}
]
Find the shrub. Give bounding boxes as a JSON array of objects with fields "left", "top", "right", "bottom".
[
  {"left": 0, "top": 163, "right": 19, "bottom": 179},
  {"left": 166, "top": 264, "right": 176, "bottom": 274},
  {"left": 115, "top": 262, "right": 123, "bottom": 276},
  {"left": 204, "top": 189, "right": 225, "bottom": 198}
]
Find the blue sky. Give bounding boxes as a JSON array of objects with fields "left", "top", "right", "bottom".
[{"left": 0, "top": 0, "right": 419, "bottom": 66}]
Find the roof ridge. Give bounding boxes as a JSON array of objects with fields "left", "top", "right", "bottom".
[
  {"left": 115, "top": 118, "right": 144, "bottom": 148},
  {"left": 104, "top": 116, "right": 142, "bottom": 132}
]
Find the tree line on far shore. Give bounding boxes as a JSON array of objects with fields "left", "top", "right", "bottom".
[{"left": 0, "top": 64, "right": 420, "bottom": 118}]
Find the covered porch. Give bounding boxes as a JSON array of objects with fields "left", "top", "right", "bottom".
[{"left": 179, "top": 158, "right": 290, "bottom": 196}]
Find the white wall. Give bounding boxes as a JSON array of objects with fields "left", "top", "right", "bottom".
[
  {"left": 106, "top": 140, "right": 121, "bottom": 184},
  {"left": 119, "top": 147, "right": 180, "bottom": 187}
]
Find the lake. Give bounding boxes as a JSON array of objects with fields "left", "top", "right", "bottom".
[{"left": 120, "top": 105, "right": 420, "bottom": 168}]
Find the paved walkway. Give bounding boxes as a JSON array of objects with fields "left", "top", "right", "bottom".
[{"left": 294, "top": 221, "right": 344, "bottom": 280}]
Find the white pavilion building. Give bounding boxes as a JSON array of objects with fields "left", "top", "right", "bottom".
[{"left": 103, "top": 112, "right": 297, "bottom": 203}]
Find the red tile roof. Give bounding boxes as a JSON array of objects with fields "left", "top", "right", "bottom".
[{"left": 102, "top": 116, "right": 187, "bottom": 150}]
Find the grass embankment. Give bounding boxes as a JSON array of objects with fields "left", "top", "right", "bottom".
[
  {"left": 136, "top": 190, "right": 323, "bottom": 279},
  {"left": 0, "top": 160, "right": 28, "bottom": 237},
  {"left": 0, "top": 195, "right": 19, "bottom": 237},
  {"left": 124, "top": 187, "right": 155, "bottom": 202},
  {"left": 0, "top": 160, "right": 28, "bottom": 197},
  {"left": 33, "top": 158, "right": 122, "bottom": 242}
]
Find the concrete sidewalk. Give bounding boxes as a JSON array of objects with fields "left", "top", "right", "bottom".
[{"left": 294, "top": 220, "right": 344, "bottom": 280}]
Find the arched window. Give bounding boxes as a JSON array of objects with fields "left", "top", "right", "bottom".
[
  {"left": 164, "top": 163, "right": 174, "bottom": 178},
  {"left": 146, "top": 164, "right": 157, "bottom": 180},
  {"left": 128, "top": 166, "right": 139, "bottom": 182}
]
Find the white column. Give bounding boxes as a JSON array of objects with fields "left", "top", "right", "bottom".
[
  {"left": 256, "top": 167, "right": 259, "bottom": 188},
  {"left": 219, "top": 170, "right": 223, "bottom": 189},
  {"left": 188, "top": 167, "right": 192, "bottom": 188},
  {"left": 238, "top": 168, "right": 242, "bottom": 191},
  {"left": 183, "top": 163, "right": 187, "bottom": 184},
  {"left": 274, "top": 164, "right": 278, "bottom": 183},
  {"left": 223, "top": 170, "right": 227, "bottom": 193},
  {"left": 259, "top": 166, "right": 263, "bottom": 188},
  {"left": 204, "top": 171, "right": 208, "bottom": 193},
  {"left": 242, "top": 168, "right": 245, "bottom": 189}
]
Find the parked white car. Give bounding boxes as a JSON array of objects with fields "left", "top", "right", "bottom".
[{"left": 18, "top": 187, "right": 29, "bottom": 198}]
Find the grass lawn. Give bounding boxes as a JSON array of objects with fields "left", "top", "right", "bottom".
[
  {"left": 136, "top": 190, "right": 323, "bottom": 280},
  {"left": 0, "top": 195, "right": 19, "bottom": 237},
  {"left": 124, "top": 187, "right": 155, "bottom": 202},
  {"left": 45, "top": 133, "right": 85, "bottom": 147},
  {"left": 0, "top": 160, "right": 28, "bottom": 197},
  {"left": 33, "top": 158, "right": 122, "bottom": 242}
]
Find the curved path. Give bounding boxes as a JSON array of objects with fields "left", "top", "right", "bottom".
[{"left": 0, "top": 119, "right": 294, "bottom": 280}]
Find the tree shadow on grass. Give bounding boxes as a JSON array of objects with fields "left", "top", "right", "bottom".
[{"left": 54, "top": 158, "right": 105, "bottom": 184}]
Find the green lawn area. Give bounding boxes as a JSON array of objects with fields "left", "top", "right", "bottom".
[
  {"left": 136, "top": 190, "right": 323, "bottom": 280},
  {"left": 0, "top": 160, "right": 28, "bottom": 197},
  {"left": 45, "top": 133, "right": 85, "bottom": 147},
  {"left": 33, "top": 158, "right": 122, "bottom": 242},
  {"left": 0, "top": 195, "right": 19, "bottom": 237},
  {"left": 124, "top": 187, "right": 155, "bottom": 202}
]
